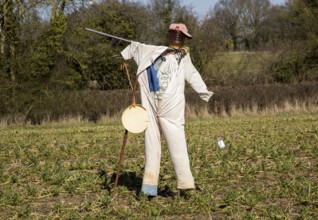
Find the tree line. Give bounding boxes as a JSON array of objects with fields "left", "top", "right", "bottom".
[{"left": 0, "top": 0, "right": 317, "bottom": 121}]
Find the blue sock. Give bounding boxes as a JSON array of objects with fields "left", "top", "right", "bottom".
[{"left": 141, "top": 184, "right": 158, "bottom": 196}]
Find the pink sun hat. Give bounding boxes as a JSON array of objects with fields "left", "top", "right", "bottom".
[{"left": 169, "top": 23, "right": 192, "bottom": 38}]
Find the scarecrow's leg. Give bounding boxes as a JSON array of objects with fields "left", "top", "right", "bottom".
[
  {"left": 141, "top": 111, "right": 161, "bottom": 196},
  {"left": 160, "top": 117, "right": 195, "bottom": 189}
]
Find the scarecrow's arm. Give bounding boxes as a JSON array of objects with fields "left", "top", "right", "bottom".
[{"left": 184, "top": 55, "right": 213, "bottom": 102}]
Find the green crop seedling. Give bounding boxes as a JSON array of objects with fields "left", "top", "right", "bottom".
[{"left": 0, "top": 113, "right": 317, "bottom": 219}]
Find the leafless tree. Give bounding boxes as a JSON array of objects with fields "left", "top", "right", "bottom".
[{"left": 211, "top": 0, "right": 270, "bottom": 51}]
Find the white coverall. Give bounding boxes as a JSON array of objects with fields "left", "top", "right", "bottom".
[{"left": 121, "top": 41, "right": 213, "bottom": 196}]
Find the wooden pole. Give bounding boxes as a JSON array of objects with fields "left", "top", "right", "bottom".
[{"left": 113, "top": 129, "right": 129, "bottom": 194}]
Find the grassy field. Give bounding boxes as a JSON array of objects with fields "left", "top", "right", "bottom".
[{"left": 0, "top": 112, "right": 317, "bottom": 219}]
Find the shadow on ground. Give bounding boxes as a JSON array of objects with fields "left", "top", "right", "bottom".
[{"left": 97, "top": 169, "right": 176, "bottom": 198}]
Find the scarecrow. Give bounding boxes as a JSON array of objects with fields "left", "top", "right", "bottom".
[{"left": 121, "top": 23, "right": 213, "bottom": 197}]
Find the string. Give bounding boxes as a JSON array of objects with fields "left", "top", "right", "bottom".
[
  {"left": 214, "top": 99, "right": 227, "bottom": 149},
  {"left": 120, "top": 63, "right": 138, "bottom": 105},
  {"left": 214, "top": 100, "right": 220, "bottom": 137}
]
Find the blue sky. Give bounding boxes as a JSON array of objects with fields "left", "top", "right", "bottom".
[
  {"left": 181, "top": 0, "right": 286, "bottom": 16},
  {"left": 139, "top": 0, "right": 286, "bottom": 17}
]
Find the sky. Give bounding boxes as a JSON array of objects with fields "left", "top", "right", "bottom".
[
  {"left": 139, "top": 0, "right": 286, "bottom": 17},
  {"left": 182, "top": 0, "right": 286, "bottom": 16}
]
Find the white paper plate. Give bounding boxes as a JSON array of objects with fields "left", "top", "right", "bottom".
[{"left": 121, "top": 104, "right": 149, "bottom": 133}]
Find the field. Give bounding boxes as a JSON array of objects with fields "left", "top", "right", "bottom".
[{"left": 0, "top": 112, "right": 317, "bottom": 219}]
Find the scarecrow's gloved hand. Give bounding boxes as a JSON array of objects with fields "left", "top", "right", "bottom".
[
  {"left": 210, "top": 93, "right": 220, "bottom": 104},
  {"left": 210, "top": 93, "right": 221, "bottom": 114}
]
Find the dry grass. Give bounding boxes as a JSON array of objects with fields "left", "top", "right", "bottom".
[
  {"left": 0, "top": 82, "right": 317, "bottom": 126},
  {"left": 221, "top": 100, "right": 318, "bottom": 117}
]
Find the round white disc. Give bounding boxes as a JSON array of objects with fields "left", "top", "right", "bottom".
[{"left": 121, "top": 104, "right": 149, "bottom": 133}]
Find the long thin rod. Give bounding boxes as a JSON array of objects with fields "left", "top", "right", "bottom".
[
  {"left": 113, "top": 129, "right": 129, "bottom": 194},
  {"left": 112, "top": 62, "right": 137, "bottom": 195},
  {"left": 85, "top": 28, "right": 131, "bottom": 43}
]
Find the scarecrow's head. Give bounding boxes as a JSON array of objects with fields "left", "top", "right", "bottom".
[{"left": 168, "top": 23, "right": 192, "bottom": 48}]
